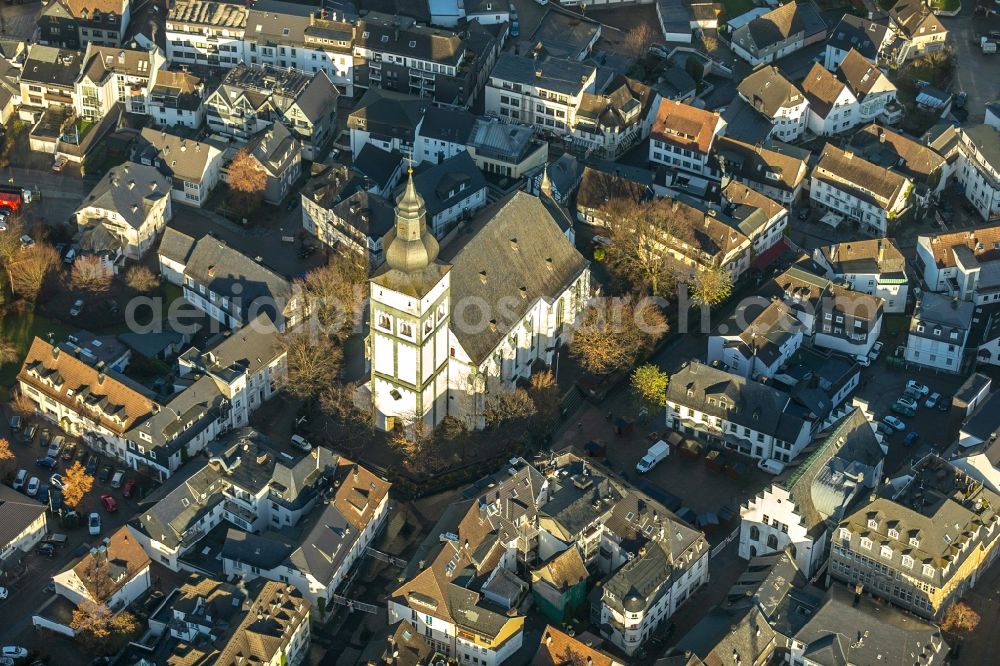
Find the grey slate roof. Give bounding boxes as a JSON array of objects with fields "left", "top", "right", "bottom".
[
  {"left": 467, "top": 117, "right": 539, "bottom": 162},
  {"left": 528, "top": 9, "right": 601, "bottom": 60},
  {"left": 353, "top": 142, "right": 404, "bottom": 191},
  {"left": 721, "top": 97, "right": 775, "bottom": 144},
  {"left": 78, "top": 161, "right": 170, "bottom": 230},
  {"left": 439, "top": 191, "right": 588, "bottom": 364},
  {"left": 21, "top": 45, "right": 82, "bottom": 88},
  {"left": 490, "top": 53, "right": 595, "bottom": 97},
  {"left": 418, "top": 106, "right": 477, "bottom": 145},
  {"left": 348, "top": 88, "right": 427, "bottom": 142},
  {"left": 411, "top": 151, "right": 487, "bottom": 220},
  {"left": 0, "top": 485, "right": 46, "bottom": 549},
  {"left": 826, "top": 15, "right": 890, "bottom": 60}
]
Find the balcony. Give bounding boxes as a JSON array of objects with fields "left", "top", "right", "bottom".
[{"left": 223, "top": 499, "right": 255, "bottom": 524}]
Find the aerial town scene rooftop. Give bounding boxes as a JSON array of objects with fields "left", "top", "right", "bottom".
[{"left": 0, "top": 0, "right": 998, "bottom": 663}]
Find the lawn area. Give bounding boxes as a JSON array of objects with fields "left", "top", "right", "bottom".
[
  {"left": 0, "top": 308, "right": 74, "bottom": 385},
  {"left": 929, "top": 0, "right": 959, "bottom": 10},
  {"left": 720, "top": 0, "right": 757, "bottom": 19}
]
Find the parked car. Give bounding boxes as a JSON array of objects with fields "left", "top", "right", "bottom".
[
  {"left": 122, "top": 478, "right": 137, "bottom": 498},
  {"left": 0, "top": 587, "right": 7, "bottom": 600},
  {"left": 8, "top": 415, "right": 21, "bottom": 433},
  {"left": 37, "top": 543, "right": 56, "bottom": 558},
  {"left": 904, "top": 432, "right": 920, "bottom": 447},
  {"left": 23, "top": 424, "right": 37, "bottom": 443},
  {"left": 110, "top": 470, "right": 124, "bottom": 488},
  {"left": 883, "top": 415, "right": 906, "bottom": 431},
  {"left": 906, "top": 380, "right": 930, "bottom": 395},
  {"left": 35, "top": 456, "right": 58, "bottom": 470},
  {"left": 52, "top": 155, "right": 68, "bottom": 172},
  {"left": 47, "top": 436, "right": 64, "bottom": 459},
  {"left": 290, "top": 434, "right": 312, "bottom": 453},
  {"left": 70, "top": 299, "right": 84, "bottom": 316},
  {"left": 39, "top": 428, "right": 49, "bottom": 447},
  {"left": 510, "top": 18, "right": 519, "bottom": 36},
  {"left": 937, "top": 396, "right": 952, "bottom": 412},
  {"left": 925, "top": 392, "right": 941, "bottom": 409},
  {"left": 896, "top": 396, "right": 919, "bottom": 411},
  {"left": 98, "top": 465, "right": 112, "bottom": 483},
  {"left": 13, "top": 469, "right": 27, "bottom": 491},
  {"left": 1, "top": 647, "right": 27, "bottom": 659},
  {"left": 19, "top": 234, "right": 33, "bottom": 248},
  {"left": 100, "top": 494, "right": 118, "bottom": 512},
  {"left": 26, "top": 477, "right": 39, "bottom": 497},
  {"left": 854, "top": 354, "right": 871, "bottom": 367},
  {"left": 88, "top": 512, "right": 101, "bottom": 536},
  {"left": 891, "top": 400, "right": 916, "bottom": 417},
  {"left": 868, "top": 341, "right": 884, "bottom": 360},
  {"left": 61, "top": 443, "right": 77, "bottom": 461},
  {"left": 85, "top": 454, "right": 98, "bottom": 475},
  {"left": 37, "top": 484, "right": 49, "bottom": 504}
]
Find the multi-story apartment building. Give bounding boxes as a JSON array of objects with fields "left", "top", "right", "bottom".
[
  {"left": 466, "top": 116, "right": 549, "bottom": 179},
  {"left": 829, "top": 454, "right": 1000, "bottom": 620},
  {"left": 134, "top": 128, "right": 225, "bottom": 207},
  {"left": 708, "top": 299, "right": 805, "bottom": 379},
  {"left": 226, "top": 123, "right": 303, "bottom": 205},
  {"left": 722, "top": 180, "right": 789, "bottom": 259},
  {"left": 244, "top": 1, "right": 355, "bottom": 94},
  {"left": 348, "top": 88, "right": 428, "bottom": 159},
  {"left": 18, "top": 45, "right": 83, "bottom": 116},
  {"left": 74, "top": 161, "right": 173, "bottom": 260},
  {"left": 730, "top": 1, "right": 827, "bottom": 66},
  {"left": 568, "top": 74, "right": 659, "bottom": 159},
  {"left": 485, "top": 53, "right": 597, "bottom": 134},
  {"left": 955, "top": 125, "right": 1000, "bottom": 222},
  {"left": 716, "top": 136, "right": 810, "bottom": 207},
  {"left": 904, "top": 292, "right": 973, "bottom": 374},
  {"left": 206, "top": 64, "right": 338, "bottom": 161},
  {"left": 0, "top": 486, "right": 49, "bottom": 565},
  {"left": 38, "top": 0, "right": 131, "bottom": 50},
  {"left": 810, "top": 144, "right": 913, "bottom": 236},
  {"left": 648, "top": 99, "right": 726, "bottom": 179},
  {"left": 736, "top": 65, "right": 809, "bottom": 142},
  {"left": 916, "top": 224, "right": 1000, "bottom": 304},
  {"left": 412, "top": 106, "right": 477, "bottom": 165},
  {"left": 849, "top": 123, "right": 946, "bottom": 204},
  {"left": 666, "top": 361, "right": 818, "bottom": 463},
  {"left": 813, "top": 237, "right": 909, "bottom": 313},
  {"left": 147, "top": 70, "right": 205, "bottom": 129},
  {"left": 353, "top": 13, "right": 487, "bottom": 108},
  {"left": 158, "top": 228, "right": 299, "bottom": 331},
  {"left": 740, "top": 408, "right": 884, "bottom": 577},
  {"left": 165, "top": 0, "right": 249, "bottom": 68},
  {"left": 410, "top": 151, "right": 488, "bottom": 238},
  {"left": 73, "top": 44, "right": 165, "bottom": 119}
]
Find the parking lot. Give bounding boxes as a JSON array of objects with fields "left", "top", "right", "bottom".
[{"left": 1, "top": 406, "right": 150, "bottom": 654}]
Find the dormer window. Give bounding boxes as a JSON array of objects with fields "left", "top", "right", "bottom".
[
  {"left": 888, "top": 528, "right": 899, "bottom": 539},
  {"left": 922, "top": 563, "right": 935, "bottom": 577},
  {"left": 860, "top": 537, "right": 872, "bottom": 550},
  {"left": 867, "top": 518, "right": 878, "bottom": 529},
  {"left": 880, "top": 545, "right": 893, "bottom": 559},
  {"left": 902, "top": 554, "right": 914, "bottom": 568},
  {"left": 909, "top": 537, "right": 920, "bottom": 547}
]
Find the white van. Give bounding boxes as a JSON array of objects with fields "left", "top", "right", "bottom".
[
  {"left": 13, "top": 469, "right": 27, "bottom": 491},
  {"left": 110, "top": 471, "right": 125, "bottom": 488},
  {"left": 290, "top": 434, "right": 312, "bottom": 452},
  {"left": 757, "top": 459, "right": 786, "bottom": 475}
]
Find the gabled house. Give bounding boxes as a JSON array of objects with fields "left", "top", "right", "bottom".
[
  {"left": 955, "top": 124, "right": 1000, "bottom": 222},
  {"left": 708, "top": 299, "right": 805, "bottom": 379},
  {"left": 134, "top": 128, "right": 224, "bottom": 207},
  {"left": 533, "top": 626, "right": 624, "bottom": 666},
  {"left": 158, "top": 228, "right": 299, "bottom": 331},
  {"left": 916, "top": 224, "right": 1000, "bottom": 304},
  {"left": 37, "top": 0, "right": 131, "bottom": 50},
  {"left": 413, "top": 105, "right": 477, "bottom": 165},
  {"left": 809, "top": 143, "right": 913, "bottom": 236},
  {"left": 716, "top": 136, "right": 810, "bottom": 207},
  {"left": 813, "top": 237, "right": 908, "bottom": 313},
  {"left": 849, "top": 123, "right": 945, "bottom": 203},
  {"left": 823, "top": 15, "right": 892, "bottom": 70},
  {"left": 347, "top": 88, "right": 427, "bottom": 159},
  {"left": 147, "top": 70, "right": 205, "bottom": 129},
  {"left": 530, "top": 548, "right": 589, "bottom": 624},
  {"left": 904, "top": 291, "right": 973, "bottom": 374},
  {"left": 884, "top": 0, "right": 948, "bottom": 65},
  {"left": 0, "top": 485, "right": 48, "bottom": 564},
  {"left": 836, "top": 49, "right": 901, "bottom": 126},
  {"left": 730, "top": 1, "right": 827, "bottom": 66},
  {"left": 736, "top": 66, "right": 809, "bottom": 142},
  {"left": 740, "top": 408, "right": 884, "bottom": 577},
  {"left": 409, "top": 151, "right": 488, "bottom": 238},
  {"left": 574, "top": 165, "right": 652, "bottom": 227},
  {"left": 648, "top": 99, "right": 726, "bottom": 179},
  {"left": 721, "top": 179, "right": 789, "bottom": 258},
  {"left": 801, "top": 62, "right": 858, "bottom": 137},
  {"left": 73, "top": 44, "right": 165, "bottom": 119},
  {"left": 570, "top": 74, "right": 660, "bottom": 159},
  {"left": 53, "top": 526, "right": 151, "bottom": 610},
  {"left": 74, "top": 161, "right": 173, "bottom": 260},
  {"left": 227, "top": 123, "right": 302, "bottom": 205}
]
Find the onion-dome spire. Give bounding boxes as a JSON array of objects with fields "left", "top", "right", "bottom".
[{"left": 384, "top": 166, "right": 439, "bottom": 273}]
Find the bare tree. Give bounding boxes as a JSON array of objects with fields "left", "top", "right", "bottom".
[
  {"left": 570, "top": 299, "right": 668, "bottom": 375},
  {"left": 8, "top": 242, "right": 59, "bottom": 300},
  {"left": 295, "top": 257, "right": 368, "bottom": 342},
  {"left": 485, "top": 388, "right": 537, "bottom": 427},
  {"left": 71, "top": 255, "right": 112, "bottom": 294},
  {"left": 623, "top": 23, "right": 655, "bottom": 60},
  {"left": 603, "top": 197, "right": 696, "bottom": 298},
  {"left": 70, "top": 600, "right": 140, "bottom": 654},
  {"left": 0, "top": 214, "right": 24, "bottom": 266},
  {"left": 227, "top": 148, "right": 267, "bottom": 217},
  {"left": 124, "top": 265, "right": 160, "bottom": 292},
  {"left": 279, "top": 329, "right": 343, "bottom": 402}
]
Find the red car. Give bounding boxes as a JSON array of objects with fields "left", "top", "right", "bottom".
[
  {"left": 122, "top": 478, "right": 136, "bottom": 498},
  {"left": 100, "top": 493, "right": 118, "bottom": 512}
]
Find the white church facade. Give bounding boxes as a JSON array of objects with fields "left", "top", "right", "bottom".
[{"left": 363, "top": 170, "right": 590, "bottom": 431}]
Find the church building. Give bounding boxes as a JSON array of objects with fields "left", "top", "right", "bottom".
[{"left": 364, "top": 170, "right": 590, "bottom": 431}]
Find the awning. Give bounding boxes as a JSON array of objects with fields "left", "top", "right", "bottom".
[{"left": 820, "top": 212, "right": 844, "bottom": 228}]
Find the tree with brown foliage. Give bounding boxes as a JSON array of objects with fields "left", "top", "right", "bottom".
[
  {"left": 227, "top": 148, "right": 267, "bottom": 217},
  {"left": 528, "top": 370, "right": 560, "bottom": 424},
  {"left": 61, "top": 461, "right": 95, "bottom": 509},
  {"left": 296, "top": 257, "right": 368, "bottom": 341},
  {"left": 388, "top": 418, "right": 434, "bottom": 465},
  {"left": 570, "top": 299, "right": 668, "bottom": 375},
  {"left": 279, "top": 329, "right": 343, "bottom": 402},
  {"left": 124, "top": 265, "right": 160, "bottom": 293},
  {"left": 485, "top": 388, "right": 537, "bottom": 428},
  {"left": 940, "top": 601, "right": 981, "bottom": 637},
  {"left": 71, "top": 255, "right": 112, "bottom": 294},
  {"left": 0, "top": 437, "right": 14, "bottom": 478},
  {"left": 603, "top": 197, "right": 696, "bottom": 297},
  {"left": 8, "top": 242, "right": 59, "bottom": 300},
  {"left": 623, "top": 22, "right": 655, "bottom": 60},
  {"left": 70, "top": 600, "right": 141, "bottom": 654},
  {"left": 689, "top": 265, "right": 733, "bottom": 307}
]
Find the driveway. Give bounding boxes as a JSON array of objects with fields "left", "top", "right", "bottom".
[{"left": 942, "top": 3, "right": 1000, "bottom": 123}]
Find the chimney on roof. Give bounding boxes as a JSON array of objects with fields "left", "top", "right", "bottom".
[
  {"left": 207, "top": 265, "right": 215, "bottom": 277},
  {"left": 97, "top": 372, "right": 105, "bottom": 385},
  {"left": 127, "top": 180, "right": 135, "bottom": 190},
  {"left": 878, "top": 240, "right": 884, "bottom": 264}
]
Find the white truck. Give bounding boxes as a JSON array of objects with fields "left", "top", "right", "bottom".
[
  {"left": 636, "top": 440, "right": 669, "bottom": 473},
  {"left": 982, "top": 37, "right": 997, "bottom": 54}
]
